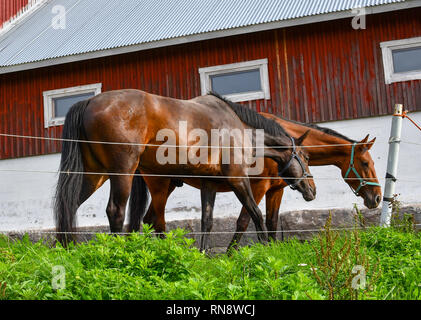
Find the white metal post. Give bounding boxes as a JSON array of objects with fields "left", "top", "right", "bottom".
[{"left": 380, "top": 104, "right": 404, "bottom": 227}]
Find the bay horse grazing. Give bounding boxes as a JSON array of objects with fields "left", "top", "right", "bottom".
[
  {"left": 54, "top": 89, "right": 316, "bottom": 247},
  {"left": 134, "top": 110, "right": 381, "bottom": 251},
  {"left": 226, "top": 113, "right": 381, "bottom": 249}
]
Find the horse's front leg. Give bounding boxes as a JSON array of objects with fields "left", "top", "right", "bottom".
[
  {"left": 227, "top": 179, "right": 269, "bottom": 252},
  {"left": 265, "top": 187, "right": 285, "bottom": 241},
  {"left": 227, "top": 177, "right": 268, "bottom": 245}
]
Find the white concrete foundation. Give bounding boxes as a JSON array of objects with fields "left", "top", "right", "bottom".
[{"left": 1, "top": 112, "right": 420, "bottom": 232}]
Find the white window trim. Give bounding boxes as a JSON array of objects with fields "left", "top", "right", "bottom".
[
  {"left": 199, "top": 59, "right": 270, "bottom": 102},
  {"left": 381, "top": 36, "right": 421, "bottom": 84},
  {"left": 43, "top": 83, "right": 102, "bottom": 128}
]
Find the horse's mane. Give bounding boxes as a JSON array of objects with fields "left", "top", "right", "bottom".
[
  {"left": 283, "top": 118, "right": 357, "bottom": 143},
  {"left": 209, "top": 92, "right": 290, "bottom": 140},
  {"left": 209, "top": 92, "right": 356, "bottom": 144}
]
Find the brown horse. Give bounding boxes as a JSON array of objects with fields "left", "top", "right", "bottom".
[
  {"left": 54, "top": 90, "right": 316, "bottom": 247},
  {"left": 134, "top": 111, "right": 381, "bottom": 251}
]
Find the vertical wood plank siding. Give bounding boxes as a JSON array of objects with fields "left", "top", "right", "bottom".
[{"left": 0, "top": 8, "right": 420, "bottom": 159}]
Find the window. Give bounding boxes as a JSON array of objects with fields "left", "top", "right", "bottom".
[
  {"left": 199, "top": 59, "right": 270, "bottom": 102},
  {"left": 43, "top": 83, "right": 102, "bottom": 128},
  {"left": 381, "top": 37, "right": 421, "bottom": 84}
]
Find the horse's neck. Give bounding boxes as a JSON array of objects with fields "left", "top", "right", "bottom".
[
  {"left": 282, "top": 122, "right": 352, "bottom": 168},
  {"left": 305, "top": 131, "right": 351, "bottom": 167},
  {"left": 259, "top": 113, "right": 353, "bottom": 168}
]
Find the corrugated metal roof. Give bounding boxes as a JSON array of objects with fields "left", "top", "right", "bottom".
[{"left": 0, "top": 0, "right": 412, "bottom": 68}]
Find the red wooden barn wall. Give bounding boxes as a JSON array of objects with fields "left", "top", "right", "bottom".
[
  {"left": 0, "top": 8, "right": 420, "bottom": 160},
  {"left": 0, "top": 0, "right": 28, "bottom": 28}
]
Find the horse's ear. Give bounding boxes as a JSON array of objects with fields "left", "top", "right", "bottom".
[
  {"left": 366, "top": 137, "right": 376, "bottom": 151},
  {"left": 358, "top": 136, "right": 376, "bottom": 153},
  {"left": 360, "top": 134, "right": 370, "bottom": 144},
  {"left": 295, "top": 130, "right": 311, "bottom": 146}
]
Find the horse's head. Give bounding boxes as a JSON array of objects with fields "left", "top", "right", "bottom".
[
  {"left": 279, "top": 131, "right": 316, "bottom": 202},
  {"left": 341, "top": 135, "right": 382, "bottom": 209}
]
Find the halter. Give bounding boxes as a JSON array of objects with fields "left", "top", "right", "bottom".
[
  {"left": 278, "top": 137, "right": 313, "bottom": 190},
  {"left": 344, "top": 143, "right": 381, "bottom": 196}
]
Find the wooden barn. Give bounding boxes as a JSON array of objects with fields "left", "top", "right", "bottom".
[{"left": 0, "top": 0, "right": 420, "bottom": 232}]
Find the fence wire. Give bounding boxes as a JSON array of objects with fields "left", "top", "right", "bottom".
[
  {"left": 0, "top": 132, "right": 375, "bottom": 149},
  {"left": 1, "top": 168, "right": 420, "bottom": 184},
  {"left": 0, "top": 168, "right": 391, "bottom": 181},
  {"left": 2, "top": 224, "right": 420, "bottom": 237}
]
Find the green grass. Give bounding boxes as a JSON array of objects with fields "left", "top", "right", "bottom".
[{"left": 0, "top": 225, "right": 420, "bottom": 300}]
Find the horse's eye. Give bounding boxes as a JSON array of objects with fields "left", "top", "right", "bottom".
[{"left": 362, "top": 161, "right": 369, "bottom": 167}]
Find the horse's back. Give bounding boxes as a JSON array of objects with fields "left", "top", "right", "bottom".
[{"left": 82, "top": 89, "right": 247, "bottom": 152}]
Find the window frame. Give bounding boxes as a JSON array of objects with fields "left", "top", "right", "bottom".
[
  {"left": 43, "top": 83, "right": 102, "bottom": 128},
  {"left": 199, "top": 59, "right": 271, "bottom": 102},
  {"left": 381, "top": 37, "right": 421, "bottom": 84}
]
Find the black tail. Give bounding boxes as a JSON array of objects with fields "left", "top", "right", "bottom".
[
  {"left": 128, "top": 170, "right": 150, "bottom": 232},
  {"left": 54, "top": 100, "right": 90, "bottom": 245}
]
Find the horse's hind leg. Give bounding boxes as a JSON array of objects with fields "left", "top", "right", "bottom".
[
  {"left": 106, "top": 175, "right": 134, "bottom": 233},
  {"left": 56, "top": 171, "right": 105, "bottom": 245},
  {"left": 200, "top": 181, "right": 217, "bottom": 253},
  {"left": 78, "top": 173, "right": 107, "bottom": 206},
  {"left": 142, "top": 177, "right": 174, "bottom": 236},
  {"left": 74, "top": 173, "right": 107, "bottom": 241}
]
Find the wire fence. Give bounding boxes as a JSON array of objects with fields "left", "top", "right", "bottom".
[
  {"left": 0, "top": 112, "right": 420, "bottom": 241},
  {"left": 0, "top": 132, "right": 419, "bottom": 182}
]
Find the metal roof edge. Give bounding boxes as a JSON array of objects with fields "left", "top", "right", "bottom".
[
  {"left": 1, "top": 0, "right": 420, "bottom": 75},
  {"left": 0, "top": 0, "right": 50, "bottom": 39}
]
